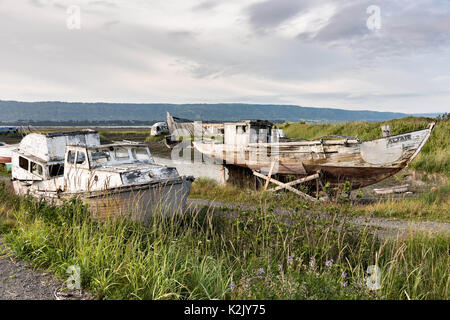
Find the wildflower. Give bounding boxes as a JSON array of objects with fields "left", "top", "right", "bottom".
[
  {"left": 258, "top": 268, "right": 265, "bottom": 275},
  {"left": 342, "top": 271, "right": 348, "bottom": 278},
  {"left": 309, "top": 257, "right": 316, "bottom": 268},
  {"left": 278, "top": 264, "right": 283, "bottom": 271},
  {"left": 229, "top": 283, "right": 235, "bottom": 291},
  {"left": 287, "top": 254, "right": 294, "bottom": 265},
  {"left": 341, "top": 282, "right": 347, "bottom": 287},
  {"left": 325, "top": 259, "right": 334, "bottom": 268}
]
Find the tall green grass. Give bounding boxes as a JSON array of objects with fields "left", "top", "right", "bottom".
[
  {"left": 0, "top": 183, "right": 448, "bottom": 300},
  {"left": 190, "top": 178, "right": 450, "bottom": 222},
  {"left": 278, "top": 117, "right": 449, "bottom": 176}
]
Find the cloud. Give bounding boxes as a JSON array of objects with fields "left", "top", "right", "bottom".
[
  {"left": 0, "top": 0, "right": 449, "bottom": 113},
  {"left": 246, "top": 0, "right": 310, "bottom": 31},
  {"left": 295, "top": 0, "right": 450, "bottom": 56}
]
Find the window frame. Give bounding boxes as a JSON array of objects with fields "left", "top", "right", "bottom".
[{"left": 19, "top": 156, "right": 29, "bottom": 171}]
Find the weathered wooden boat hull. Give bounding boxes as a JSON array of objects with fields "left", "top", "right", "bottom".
[
  {"left": 193, "top": 125, "right": 434, "bottom": 189},
  {"left": 13, "top": 177, "right": 194, "bottom": 223},
  {"left": 0, "top": 156, "right": 11, "bottom": 164}
]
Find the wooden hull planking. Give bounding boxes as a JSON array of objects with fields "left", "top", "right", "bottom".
[{"left": 13, "top": 177, "right": 193, "bottom": 222}]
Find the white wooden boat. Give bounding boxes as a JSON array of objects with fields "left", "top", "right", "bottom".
[
  {"left": 193, "top": 121, "right": 435, "bottom": 189},
  {"left": 10, "top": 131, "right": 194, "bottom": 222}
]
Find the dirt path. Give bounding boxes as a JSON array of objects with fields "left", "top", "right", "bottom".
[
  {"left": 0, "top": 238, "right": 93, "bottom": 300},
  {"left": 187, "top": 199, "right": 450, "bottom": 240}
]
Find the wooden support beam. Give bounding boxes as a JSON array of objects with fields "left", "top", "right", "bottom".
[
  {"left": 252, "top": 171, "right": 317, "bottom": 202},
  {"left": 268, "top": 173, "right": 319, "bottom": 192},
  {"left": 263, "top": 161, "right": 276, "bottom": 191}
]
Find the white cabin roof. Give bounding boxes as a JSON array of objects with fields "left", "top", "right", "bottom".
[{"left": 16, "top": 131, "right": 100, "bottom": 162}]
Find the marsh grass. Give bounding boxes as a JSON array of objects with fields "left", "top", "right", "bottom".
[
  {"left": 145, "top": 135, "right": 165, "bottom": 142},
  {"left": 0, "top": 183, "right": 448, "bottom": 300},
  {"left": 0, "top": 164, "right": 11, "bottom": 177}
]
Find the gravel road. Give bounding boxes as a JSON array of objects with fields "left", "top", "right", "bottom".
[{"left": 0, "top": 238, "right": 93, "bottom": 300}]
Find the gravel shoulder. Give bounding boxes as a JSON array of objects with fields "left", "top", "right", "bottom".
[{"left": 0, "top": 238, "right": 93, "bottom": 300}]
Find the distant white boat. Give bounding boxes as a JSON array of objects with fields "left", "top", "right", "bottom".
[{"left": 0, "top": 142, "right": 17, "bottom": 164}]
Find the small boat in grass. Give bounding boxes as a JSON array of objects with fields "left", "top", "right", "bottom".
[
  {"left": 10, "top": 131, "right": 194, "bottom": 221},
  {"left": 0, "top": 142, "right": 17, "bottom": 171},
  {"left": 193, "top": 120, "right": 435, "bottom": 190},
  {"left": 373, "top": 184, "right": 410, "bottom": 195}
]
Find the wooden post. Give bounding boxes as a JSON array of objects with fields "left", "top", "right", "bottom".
[
  {"left": 381, "top": 125, "right": 391, "bottom": 137},
  {"left": 220, "top": 166, "right": 226, "bottom": 185},
  {"left": 263, "top": 161, "right": 276, "bottom": 191},
  {"left": 316, "top": 178, "right": 319, "bottom": 198}
]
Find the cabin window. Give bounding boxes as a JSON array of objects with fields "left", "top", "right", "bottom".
[
  {"left": 49, "top": 164, "right": 64, "bottom": 177},
  {"left": 19, "top": 156, "right": 29, "bottom": 170},
  {"left": 91, "top": 150, "right": 111, "bottom": 164},
  {"left": 236, "top": 125, "right": 247, "bottom": 134},
  {"left": 131, "top": 147, "right": 149, "bottom": 161},
  {"left": 31, "top": 162, "right": 43, "bottom": 177},
  {"left": 66, "top": 150, "right": 76, "bottom": 164},
  {"left": 76, "top": 151, "right": 86, "bottom": 165},
  {"left": 114, "top": 147, "right": 129, "bottom": 160}
]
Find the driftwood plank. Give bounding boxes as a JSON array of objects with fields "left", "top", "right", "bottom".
[
  {"left": 253, "top": 171, "right": 317, "bottom": 202},
  {"left": 269, "top": 173, "right": 319, "bottom": 192}
]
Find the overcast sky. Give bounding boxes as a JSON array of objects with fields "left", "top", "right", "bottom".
[{"left": 0, "top": 0, "right": 449, "bottom": 113}]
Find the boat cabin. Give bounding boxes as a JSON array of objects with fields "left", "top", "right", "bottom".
[
  {"left": 65, "top": 143, "right": 154, "bottom": 170},
  {"left": 11, "top": 130, "right": 100, "bottom": 182},
  {"left": 12, "top": 131, "right": 155, "bottom": 182},
  {"left": 223, "top": 120, "right": 278, "bottom": 145}
]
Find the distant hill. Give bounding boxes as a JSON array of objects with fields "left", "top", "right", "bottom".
[{"left": 0, "top": 100, "right": 439, "bottom": 125}]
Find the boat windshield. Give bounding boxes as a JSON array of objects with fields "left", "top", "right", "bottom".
[
  {"left": 131, "top": 147, "right": 151, "bottom": 161},
  {"left": 89, "top": 146, "right": 152, "bottom": 166},
  {"left": 90, "top": 149, "right": 111, "bottom": 165}
]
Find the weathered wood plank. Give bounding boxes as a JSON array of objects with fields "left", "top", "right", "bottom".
[
  {"left": 263, "top": 161, "right": 275, "bottom": 191},
  {"left": 268, "top": 173, "right": 319, "bottom": 192},
  {"left": 253, "top": 170, "right": 317, "bottom": 202}
]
